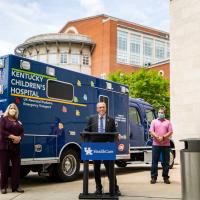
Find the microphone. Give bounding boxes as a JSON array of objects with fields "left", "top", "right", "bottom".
[
  {"left": 84, "top": 116, "right": 112, "bottom": 132},
  {"left": 84, "top": 115, "right": 110, "bottom": 132},
  {"left": 84, "top": 117, "right": 99, "bottom": 132}
]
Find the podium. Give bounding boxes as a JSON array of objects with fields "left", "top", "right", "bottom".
[{"left": 79, "top": 132, "right": 119, "bottom": 199}]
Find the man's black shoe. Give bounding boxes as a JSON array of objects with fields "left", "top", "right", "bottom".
[
  {"left": 1, "top": 188, "right": 7, "bottom": 194},
  {"left": 164, "top": 179, "right": 170, "bottom": 184},
  {"left": 94, "top": 188, "right": 102, "bottom": 195},
  {"left": 12, "top": 187, "right": 24, "bottom": 193},
  {"left": 150, "top": 178, "right": 157, "bottom": 184},
  {"left": 115, "top": 188, "right": 121, "bottom": 196}
]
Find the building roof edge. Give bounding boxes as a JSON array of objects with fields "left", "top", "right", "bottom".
[{"left": 59, "top": 14, "right": 169, "bottom": 35}]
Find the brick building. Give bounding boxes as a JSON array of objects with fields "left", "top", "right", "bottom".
[
  {"left": 147, "top": 60, "right": 170, "bottom": 79},
  {"left": 60, "top": 14, "right": 170, "bottom": 79}
]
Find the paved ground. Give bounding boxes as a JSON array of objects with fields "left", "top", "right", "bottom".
[{"left": 0, "top": 163, "right": 181, "bottom": 200}]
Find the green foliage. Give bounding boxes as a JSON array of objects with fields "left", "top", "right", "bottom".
[{"left": 108, "top": 69, "right": 170, "bottom": 118}]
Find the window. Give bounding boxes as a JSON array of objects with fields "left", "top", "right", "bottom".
[
  {"left": 71, "top": 54, "right": 80, "bottom": 65},
  {"left": 60, "top": 53, "right": 67, "bottom": 64},
  {"left": 116, "top": 28, "right": 169, "bottom": 67},
  {"left": 130, "top": 54, "right": 140, "bottom": 65},
  {"left": 155, "top": 40, "right": 165, "bottom": 61},
  {"left": 31, "top": 55, "right": 37, "bottom": 61},
  {"left": 129, "top": 107, "right": 141, "bottom": 125},
  {"left": 167, "top": 42, "right": 170, "bottom": 58},
  {"left": 143, "top": 37, "right": 153, "bottom": 57},
  {"left": 145, "top": 109, "right": 155, "bottom": 124},
  {"left": 48, "top": 54, "right": 57, "bottom": 64},
  {"left": 117, "top": 51, "right": 128, "bottom": 63},
  {"left": 82, "top": 54, "right": 89, "bottom": 65},
  {"left": 38, "top": 54, "right": 47, "bottom": 63},
  {"left": 117, "top": 31, "right": 127, "bottom": 51},
  {"left": 130, "top": 34, "right": 141, "bottom": 65},
  {"left": 47, "top": 80, "right": 73, "bottom": 101},
  {"left": 117, "top": 30, "right": 128, "bottom": 63},
  {"left": 143, "top": 37, "right": 153, "bottom": 66},
  {"left": 130, "top": 34, "right": 141, "bottom": 54}
]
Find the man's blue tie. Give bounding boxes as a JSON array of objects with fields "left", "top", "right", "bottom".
[{"left": 99, "top": 117, "right": 104, "bottom": 133}]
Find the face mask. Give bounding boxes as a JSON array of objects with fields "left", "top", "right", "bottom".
[
  {"left": 158, "top": 113, "right": 165, "bottom": 119},
  {"left": 9, "top": 109, "right": 16, "bottom": 116}
]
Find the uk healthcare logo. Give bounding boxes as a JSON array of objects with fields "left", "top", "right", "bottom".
[
  {"left": 81, "top": 142, "right": 116, "bottom": 160},
  {"left": 84, "top": 147, "right": 93, "bottom": 155}
]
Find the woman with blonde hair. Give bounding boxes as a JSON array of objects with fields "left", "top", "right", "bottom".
[{"left": 0, "top": 103, "right": 24, "bottom": 194}]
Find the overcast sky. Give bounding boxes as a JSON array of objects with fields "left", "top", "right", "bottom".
[{"left": 0, "top": 0, "right": 169, "bottom": 56}]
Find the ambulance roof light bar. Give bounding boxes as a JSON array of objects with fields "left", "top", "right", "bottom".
[
  {"left": 20, "top": 60, "right": 31, "bottom": 70},
  {"left": 46, "top": 66, "right": 55, "bottom": 76}
]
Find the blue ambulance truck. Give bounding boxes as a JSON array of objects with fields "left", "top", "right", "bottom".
[{"left": 0, "top": 55, "right": 175, "bottom": 181}]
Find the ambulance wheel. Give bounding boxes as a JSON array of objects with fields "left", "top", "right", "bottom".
[
  {"left": 54, "top": 149, "right": 80, "bottom": 182},
  {"left": 115, "top": 160, "right": 127, "bottom": 168},
  {"left": 169, "top": 149, "right": 175, "bottom": 169}
]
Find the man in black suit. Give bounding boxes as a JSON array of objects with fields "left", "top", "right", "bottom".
[{"left": 85, "top": 102, "right": 121, "bottom": 196}]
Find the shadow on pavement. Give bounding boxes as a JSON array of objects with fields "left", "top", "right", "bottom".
[{"left": 19, "top": 164, "right": 152, "bottom": 188}]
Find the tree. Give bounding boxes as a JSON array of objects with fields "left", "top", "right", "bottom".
[{"left": 108, "top": 69, "right": 170, "bottom": 118}]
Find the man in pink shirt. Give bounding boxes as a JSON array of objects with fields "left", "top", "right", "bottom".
[{"left": 149, "top": 107, "right": 173, "bottom": 184}]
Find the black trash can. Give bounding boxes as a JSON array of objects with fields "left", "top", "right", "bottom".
[{"left": 180, "top": 138, "right": 200, "bottom": 200}]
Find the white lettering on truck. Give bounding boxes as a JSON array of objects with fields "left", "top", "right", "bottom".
[{"left": 11, "top": 69, "right": 46, "bottom": 97}]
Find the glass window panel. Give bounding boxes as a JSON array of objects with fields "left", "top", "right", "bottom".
[
  {"left": 71, "top": 54, "right": 80, "bottom": 65},
  {"left": 60, "top": 53, "right": 67, "bottom": 64},
  {"left": 82, "top": 54, "right": 89, "bottom": 65},
  {"left": 167, "top": 43, "right": 170, "bottom": 58},
  {"left": 47, "top": 80, "right": 73, "bottom": 101},
  {"left": 117, "top": 31, "right": 127, "bottom": 51},
  {"left": 48, "top": 54, "right": 57, "bottom": 64},
  {"left": 143, "top": 37, "right": 153, "bottom": 66},
  {"left": 130, "top": 34, "right": 141, "bottom": 65},
  {"left": 143, "top": 37, "right": 153, "bottom": 57},
  {"left": 130, "top": 34, "right": 141, "bottom": 54},
  {"left": 117, "top": 30, "right": 128, "bottom": 64},
  {"left": 155, "top": 40, "right": 165, "bottom": 61},
  {"left": 145, "top": 109, "right": 155, "bottom": 124},
  {"left": 117, "top": 51, "right": 128, "bottom": 63},
  {"left": 39, "top": 54, "right": 47, "bottom": 63},
  {"left": 30, "top": 55, "right": 37, "bottom": 61},
  {"left": 129, "top": 107, "right": 141, "bottom": 125},
  {"left": 130, "top": 54, "right": 140, "bottom": 65}
]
